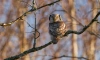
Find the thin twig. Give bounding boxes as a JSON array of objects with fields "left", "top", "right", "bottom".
[
  {"left": 26, "top": 21, "right": 40, "bottom": 39},
  {"left": 33, "top": 10, "right": 37, "bottom": 48},
  {"left": 49, "top": 55, "right": 89, "bottom": 60},
  {"left": 0, "top": 0, "right": 61, "bottom": 27},
  {"left": 3, "top": 1, "right": 100, "bottom": 60},
  {"left": 64, "top": 11, "right": 100, "bottom": 36},
  {"left": 4, "top": 11, "right": 100, "bottom": 60},
  {"left": 31, "top": 0, "right": 37, "bottom": 48}
]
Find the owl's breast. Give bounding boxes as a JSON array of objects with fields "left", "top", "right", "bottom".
[{"left": 49, "top": 22, "right": 66, "bottom": 37}]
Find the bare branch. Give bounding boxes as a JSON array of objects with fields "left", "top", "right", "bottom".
[
  {"left": 3, "top": 1, "right": 100, "bottom": 60},
  {"left": 26, "top": 22, "right": 40, "bottom": 39},
  {"left": 49, "top": 55, "right": 89, "bottom": 60},
  {"left": 4, "top": 11, "right": 100, "bottom": 60},
  {"left": 64, "top": 11, "right": 100, "bottom": 36},
  {"left": 33, "top": 11, "right": 37, "bottom": 48},
  {"left": 0, "top": 0, "right": 61, "bottom": 27},
  {"left": 3, "top": 0, "right": 61, "bottom": 60},
  {"left": 4, "top": 41, "right": 52, "bottom": 60}
]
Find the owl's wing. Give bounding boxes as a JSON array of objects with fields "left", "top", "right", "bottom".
[{"left": 49, "top": 21, "right": 66, "bottom": 37}]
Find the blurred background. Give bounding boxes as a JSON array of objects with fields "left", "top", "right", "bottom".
[{"left": 0, "top": 0, "right": 100, "bottom": 60}]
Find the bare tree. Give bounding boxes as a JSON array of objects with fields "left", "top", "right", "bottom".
[{"left": 0, "top": 0, "right": 100, "bottom": 60}]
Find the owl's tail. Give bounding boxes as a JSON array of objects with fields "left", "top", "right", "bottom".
[
  {"left": 52, "top": 40, "right": 58, "bottom": 44},
  {"left": 52, "top": 38, "right": 59, "bottom": 44}
]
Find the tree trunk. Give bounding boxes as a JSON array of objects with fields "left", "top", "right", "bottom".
[{"left": 69, "top": 0, "right": 78, "bottom": 60}]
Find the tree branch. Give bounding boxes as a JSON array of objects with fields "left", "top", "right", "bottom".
[
  {"left": 49, "top": 55, "right": 89, "bottom": 60},
  {"left": 64, "top": 11, "right": 100, "bottom": 36},
  {"left": 3, "top": 0, "right": 61, "bottom": 60},
  {"left": 4, "top": 11, "right": 100, "bottom": 60},
  {"left": 0, "top": 0, "right": 61, "bottom": 27},
  {"left": 4, "top": 41, "right": 52, "bottom": 60},
  {"left": 3, "top": 1, "right": 100, "bottom": 60}
]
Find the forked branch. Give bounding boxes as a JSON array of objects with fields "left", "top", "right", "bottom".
[
  {"left": 64, "top": 11, "right": 100, "bottom": 36},
  {"left": 0, "top": 0, "right": 61, "bottom": 27},
  {"left": 4, "top": 11, "right": 100, "bottom": 60}
]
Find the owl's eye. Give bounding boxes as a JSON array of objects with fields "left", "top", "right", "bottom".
[
  {"left": 49, "top": 15, "right": 51, "bottom": 21},
  {"left": 58, "top": 15, "right": 61, "bottom": 20},
  {"left": 49, "top": 15, "right": 54, "bottom": 23},
  {"left": 49, "top": 15, "right": 53, "bottom": 21}
]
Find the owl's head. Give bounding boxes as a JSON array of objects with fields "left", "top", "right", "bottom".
[{"left": 49, "top": 14, "right": 62, "bottom": 23}]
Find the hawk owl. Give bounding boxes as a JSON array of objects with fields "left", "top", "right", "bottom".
[{"left": 49, "top": 14, "right": 67, "bottom": 44}]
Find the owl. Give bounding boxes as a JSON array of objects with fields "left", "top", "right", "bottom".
[{"left": 49, "top": 14, "right": 67, "bottom": 44}]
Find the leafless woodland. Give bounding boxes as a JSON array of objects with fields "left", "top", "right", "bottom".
[{"left": 0, "top": 0, "right": 100, "bottom": 60}]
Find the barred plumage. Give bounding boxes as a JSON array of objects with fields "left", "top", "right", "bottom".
[{"left": 49, "top": 14, "right": 67, "bottom": 44}]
